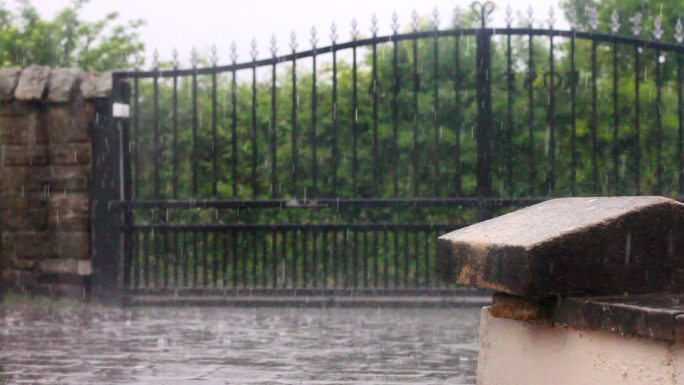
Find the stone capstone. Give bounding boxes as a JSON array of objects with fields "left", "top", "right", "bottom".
[
  {"left": 15, "top": 65, "right": 51, "bottom": 101},
  {"left": 437, "top": 196, "right": 684, "bottom": 298},
  {"left": 80, "top": 72, "right": 112, "bottom": 99},
  {"left": 0, "top": 67, "right": 21, "bottom": 101},
  {"left": 48, "top": 68, "right": 84, "bottom": 103}
]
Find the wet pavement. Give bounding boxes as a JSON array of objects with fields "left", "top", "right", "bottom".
[{"left": 0, "top": 302, "right": 480, "bottom": 384}]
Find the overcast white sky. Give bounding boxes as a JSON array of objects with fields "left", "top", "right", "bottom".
[{"left": 26, "top": 0, "right": 565, "bottom": 67}]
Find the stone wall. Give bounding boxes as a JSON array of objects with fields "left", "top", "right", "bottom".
[{"left": 0, "top": 65, "right": 110, "bottom": 298}]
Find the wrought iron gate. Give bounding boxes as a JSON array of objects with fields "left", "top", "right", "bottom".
[{"left": 92, "top": 2, "right": 684, "bottom": 301}]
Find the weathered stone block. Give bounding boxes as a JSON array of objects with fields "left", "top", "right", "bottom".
[
  {"left": 0, "top": 101, "right": 35, "bottom": 116},
  {"left": 0, "top": 67, "right": 21, "bottom": 101},
  {"left": 15, "top": 65, "right": 51, "bottom": 101},
  {"left": 50, "top": 165, "right": 90, "bottom": 191},
  {"left": 2, "top": 144, "right": 49, "bottom": 166},
  {"left": 1, "top": 269, "right": 38, "bottom": 288},
  {"left": 47, "top": 103, "right": 93, "bottom": 143},
  {"left": 1, "top": 209, "right": 48, "bottom": 231},
  {"left": 437, "top": 197, "right": 684, "bottom": 298},
  {"left": 0, "top": 112, "right": 48, "bottom": 145},
  {"left": 1, "top": 192, "right": 47, "bottom": 210},
  {"left": 80, "top": 72, "right": 112, "bottom": 99},
  {"left": 48, "top": 193, "right": 89, "bottom": 230},
  {"left": 0, "top": 166, "right": 50, "bottom": 191},
  {"left": 54, "top": 232, "right": 89, "bottom": 259},
  {"left": 47, "top": 68, "right": 83, "bottom": 103},
  {"left": 37, "top": 259, "right": 92, "bottom": 276},
  {"left": 490, "top": 292, "right": 553, "bottom": 321},
  {"left": 49, "top": 143, "right": 91, "bottom": 165},
  {"left": 5, "top": 231, "right": 53, "bottom": 259}
]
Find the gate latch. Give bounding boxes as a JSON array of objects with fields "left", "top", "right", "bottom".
[{"left": 112, "top": 103, "right": 131, "bottom": 118}]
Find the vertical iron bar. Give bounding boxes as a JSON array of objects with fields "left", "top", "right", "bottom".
[
  {"left": 527, "top": 34, "right": 536, "bottom": 196},
  {"left": 252, "top": 61, "right": 259, "bottom": 198},
  {"left": 292, "top": 229, "right": 298, "bottom": 288},
  {"left": 570, "top": 33, "right": 577, "bottom": 196},
  {"left": 312, "top": 49, "right": 318, "bottom": 196},
  {"left": 372, "top": 39, "right": 379, "bottom": 195},
  {"left": 192, "top": 230, "right": 198, "bottom": 288},
  {"left": 333, "top": 230, "right": 339, "bottom": 288},
  {"left": 590, "top": 41, "right": 599, "bottom": 194},
  {"left": 655, "top": 48, "right": 663, "bottom": 194},
  {"left": 383, "top": 229, "right": 388, "bottom": 289},
  {"left": 343, "top": 230, "right": 349, "bottom": 289},
  {"left": 476, "top": 29, "right": 493, "bottom": 219},
  {"left": 153, "top": 76, "right": 160, "bottom": 198},
  {"left": 679, "top": 54, "right": 684, "bottom": 195},
  {"left": 332, "top": 46, "right": 339, "bottom": 196},
  {"left": 281, "top": 231, "right": 288, "bottom": 288},
  {"left": 634, "top": 45, "right": 641, "bottom": 194},
  {"left": 505, "top": 31, "right": 513, "bottom": 197},
  {"left": 241, "top": 231, "right": 247, "bottom": 288},
  {"left": 251, "top": 231, "right": 257, "bottom": 287},
  {"left": 212, "top": 71, "right": 218, "bottom": 197},
  {"left": 352, "top": 230, "right": 358, "bottom": 288},
  {"left": 292, "top": 51, "right": 299, "bottom": 196},
  {"left": 322, "top": 230, "right": 329, "bottom": 289},
  {"left": 172, "top": 76, "right": 179, "bottom": 198},
  {"left": 232, "top": 231, "right": 238, "bottom": 288},
  {"left": 161, "top": 229, "right": 168, "bottom": 289},
  {"left": 403, "top": 229, "right": 408, "bottom": 288},
  {"left": 612, "top": 42, "right": 620, "bottom": 193},
  {"left": 424, "top": 230, "right": 429, "bottom": 287},
  {"left": 133, "top": 78, "right": 140, "bottom": 199},
  {"left": 312, "top": 229, "right": 318, "bottom": 289},
  {"left": 183, "top": 232, "right": 189, "bottom": 287},
  {"left": 454, "top": 35, "right": 462, "bottom": 196},
  {"left": 271, "top": 231, "right": 278, "bottom": 288},
  {"left": 362, "top": 231, "right": 368, "bottom": 288},
  {"left": 413, "top": 231, "right": 419, "bottom": 288},
  {"left": 352, "top": 44, "right": 359, "bottom": 195},
  {"left": 393, "top": 229, "right": 399, "bottom": 288},
  {"left": 231, "top": 69, "right": 238, "bottom": 197},
  {"left": 192, "top": 69, "right": 198, "bottom": 197},
  {"left": 547, "top": 35, "right": 556, "bottom": 196},
  {"left": 392, "top": 34, "right": 400, "bottom": 196},
  {"left": 271, "top": 60, "right": 278, "bottom": 198},
  {"left": 433, "top": 30, "right": 441, "bottom": 196},
  {"left": 302, "top": 229, "right": 309, "bottom": 288},
  {"left": 412, "top": 37, "right": 419, "bottom": 196},
  {"left": 373, "top": 230, "right": 379, "bottom": 289},
  {"left": 143, "top": 230, "right": 150, "bottom": 288},
  {"left": 203, "top": 232, "right": 209, "bottom": 288}
]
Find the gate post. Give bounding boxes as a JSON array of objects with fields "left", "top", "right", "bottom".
[
  {"left": 91, "top": 77, "right": 130, "bottom": 303},
  {"left": 475, "top": 3, "right": 494, "bottom": 220}
]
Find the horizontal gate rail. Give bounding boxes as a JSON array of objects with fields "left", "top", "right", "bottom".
[
  {"left": 114, "top": 197, "right": 549, "bottom": 210},
  {"left": 113, "top": 29, "right": 684, "bottom": 80}
]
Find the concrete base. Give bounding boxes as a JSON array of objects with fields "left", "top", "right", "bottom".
[{"left": 478, "top": 306, "right": 684, "bottom": 385}]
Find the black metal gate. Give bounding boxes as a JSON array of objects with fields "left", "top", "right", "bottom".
[{"left": 92, "top": 2, "right": 684, "bottom": 301}]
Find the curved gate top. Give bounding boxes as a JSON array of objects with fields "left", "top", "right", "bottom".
[{"left": 91, "top": 2, "right": 684, "bottom": 302}]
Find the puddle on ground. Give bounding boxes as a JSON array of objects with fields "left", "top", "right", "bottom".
[{"left": 0, "top": 303, "right": 480, "bottom": 384}]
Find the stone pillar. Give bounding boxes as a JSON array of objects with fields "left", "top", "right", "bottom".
[
  {"left": 437, "top": 197, "right": 684, "bottom": 385},
  {"left": 0, "top": 66, "right": 110, "bottom": 298}
]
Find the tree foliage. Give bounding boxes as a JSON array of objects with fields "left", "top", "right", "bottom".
[{"left": 0, "top": 0, "right": 144, "bottom": 70}]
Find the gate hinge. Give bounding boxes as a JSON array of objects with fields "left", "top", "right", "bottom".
[{"left": 112, "top": 102, "right": 131, "bottom": 118}]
